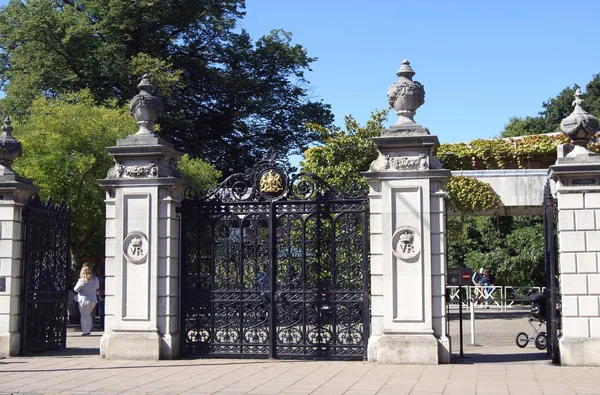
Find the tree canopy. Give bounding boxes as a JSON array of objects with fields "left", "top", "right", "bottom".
[
  {"left": 0, "top": 0, "right": 333, "bottom": 175},
  {"left": 12, "top": 91, "right": 219, "bottom": 267},
  {"left": 301, "top": 110, "right": 386, "bottom": 191}
]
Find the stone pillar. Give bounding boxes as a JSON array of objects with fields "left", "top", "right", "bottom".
[
  {"left": 99, "top": 76, "right": 187, "bottom": 360},
  {"left": 363, "top": 61, "right": 451, "bottom": 364},
  {"left": 0, "top": 117, "right": 39, "bottom": 357},
  {"left": 550, "top": 89, "right": 600, "bottom": 365}
]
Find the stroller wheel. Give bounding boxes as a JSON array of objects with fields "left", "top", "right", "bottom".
[
  {"left": 535, "top": 332, "right": 547, "bottom": 350},
  {"left": 516, "top": 332, "right": 529, "bottom": 348}
]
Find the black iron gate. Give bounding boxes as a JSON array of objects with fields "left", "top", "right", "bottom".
[
  {"left": 21, "top": 195, "right": 70, "bottom": 354},
  {"left": 543, "top": 180, "right": 560, "bottom": 363},
  {"left": 179, "top": 154, "right": 369, "bottom": 360}
]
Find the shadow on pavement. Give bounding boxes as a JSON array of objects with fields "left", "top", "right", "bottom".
[
  {"left": 37, "top": 347, "right": 101, "bottom": 357},
  {"left": 455, "top": 351, "right": 551, "bottom": 364}
]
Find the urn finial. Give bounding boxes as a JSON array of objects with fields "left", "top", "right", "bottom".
[
  {"left": 0, "top": 116, "right": 23, "bottom": 171},
  {"left": 560, "top": 88, "right": 599, "bottom": 157},
  {"left": 1, "top": 116, "right": 12, "bottom": 137},
  {"left": 387, "top": 60, "right": 426, "bottom": 130},
  {"left": 129, "top": 74, "right": 164, "bottom": 135}
]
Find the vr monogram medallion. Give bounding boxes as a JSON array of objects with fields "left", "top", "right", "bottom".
[
  {"left": 392, "top": 226, "right": 421, "bottom": 261},
  {"left": 123, "top": 231, "right": 149, "bottom": 264}
]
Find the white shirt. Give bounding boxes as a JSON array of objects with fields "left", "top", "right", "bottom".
[{"left": 74, "top": 277, "right": 100, "bottom": 304}]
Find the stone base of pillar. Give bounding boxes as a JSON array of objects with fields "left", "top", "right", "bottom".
[
  {"left": 560, "top": 337, "right": 600, "bottom": 366},
  {"left": 159, "top": 333, "right": 180, "bottom": 360},
  {"left": 437, "top": 335, "right": 451, "bottom": 364},
  {"left": 369, "top": 334, "right": 440, "bottom": 364},
  {"left": 100, "top": 332, "right": 161, "bottom": 360},
  {"left": 0, "top": 332, "right": 20, "bottom": 358}
]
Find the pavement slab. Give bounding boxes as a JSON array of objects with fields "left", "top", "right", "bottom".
[{"left": 1, "top": 312, "right": 600, "bottom": 394}]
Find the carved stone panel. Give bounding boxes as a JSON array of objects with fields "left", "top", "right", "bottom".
[
  {"left": 372, "top": 153, "right": 430, "bottom": 172},
  {"left": 117, "top": 162, "right": 158, "bottom": 178}
]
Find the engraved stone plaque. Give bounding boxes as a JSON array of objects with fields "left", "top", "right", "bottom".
[
  {"left": 392, "top": 225, "right": 421, "bottom": 261},
  {"left": 123, "top": 231, "right": 149, "bottom": 264}
]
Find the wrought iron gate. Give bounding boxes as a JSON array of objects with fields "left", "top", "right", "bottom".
[
  {"left": 543, "top": 180, "right": 560, "bottom": 363},
  {"left": 21, "top": 195, "right": 70, "bottom": 354},
  {"left": 179, "top": 154, "right": 369, "bottom": 359}
]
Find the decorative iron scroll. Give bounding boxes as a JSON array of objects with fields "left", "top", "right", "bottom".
[
  {"left": 183, "top": 149, "right": 367, "bottom": 202},
  {"left": 21, "top": 194, "right": 71, "bottom": 354},
  {"left": 179, "top": 150, "right": 370, "bottom": 360}
]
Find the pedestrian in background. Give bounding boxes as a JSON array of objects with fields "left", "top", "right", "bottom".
[{"left": 73, "top": 264, "right": 100, "bottom": 336}]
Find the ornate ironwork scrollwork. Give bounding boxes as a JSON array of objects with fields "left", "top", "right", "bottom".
[
  {"left": 182, "top": 149, "right": 367, "bottom": 203},
  {"left": 180, "top": 149, "right": 369, "bottom": 360},
  {"left": 21, "top": 194, "right": 71, "bottom": 354}
]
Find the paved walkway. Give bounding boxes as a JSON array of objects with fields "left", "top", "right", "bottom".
[
  {"left": 1, "top": 312, "right": 599, "bottom": 394},
  {"left": 2, "top": 354, "right": 599, "bottom": 395}
]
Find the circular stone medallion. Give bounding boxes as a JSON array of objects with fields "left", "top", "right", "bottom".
[
  {"left": 392, "top": 226, "right": 421, "bottom": 261},
  {"left": 123, "top": 231, "right": 149, "bottom": 264}
]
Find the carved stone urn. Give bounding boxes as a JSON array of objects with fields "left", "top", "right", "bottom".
[
  {"left": 0, "top": 117, "right": 22, "bottom": 171},
  {"left": 387, "top": 60, "right": 425, "bottom": 128},
  {"left": 129, "top": 74, "right": 164, "bottom": 135},
  {"left": 560, "top": 88, "right": 599, "bottom": 157}
]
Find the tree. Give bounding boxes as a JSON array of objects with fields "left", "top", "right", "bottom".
[
  {"left": 301, "top": 110, "right": 387, "bottom": 190},
  {"left": 12, "top": 91, "right": 219, "bottom": 267},
  {"left": 0, "top": 1, "right": 333, "bottom": 175},
  {"left": 501, "top": 116, "right": 550, "bottom": 138},
  {"left": 447, "top": 216, "right": 545, "bottom": 287}
]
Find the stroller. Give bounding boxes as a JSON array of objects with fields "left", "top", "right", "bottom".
[{"left": 515, "top": 292, "right": 547, "bottom": 350}]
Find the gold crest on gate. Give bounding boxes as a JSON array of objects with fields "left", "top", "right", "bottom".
[{"left": 259, "top": 170, "right": 284, "bottom": 194}]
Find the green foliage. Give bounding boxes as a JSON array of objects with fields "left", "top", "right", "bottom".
[
  {"left": 177, "top": 154, "right": 221, "bottom": 193},
  {"left": 514, "top": 134, "right": 569, "bottom": 167},
  {"left": 502, "top": 116, "right": 551, "bottom": 138},
  {"left": 11, "top": 91, "right": 220, "bottom": 267},
  {"left": 447, "top": 216, "right": 545, "bottom": 287},
  {"left": 12, "top": 91, "right": 135, "bottom": 265},
  {"left": 445, "top": 176, "right": 500, "bottom": 214},
  {"left": 437, "top": 134, "right": 576, "bottom": 170},
  {"left": 301, "top": 110, "right": 387, "bottom": 191},
  {"left": 0, "top": 0, "right": 333, "bottom": 175}
]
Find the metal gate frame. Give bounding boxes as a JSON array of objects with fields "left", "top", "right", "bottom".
[
  {"left": 21, "top": 195, "right": 70, "bottom": 354},
  {"left": 179, "top": 153, "right": 370, "bottom": 360},
  {"left": 543, "top": 180, "right": 560, "bottom": 363}
]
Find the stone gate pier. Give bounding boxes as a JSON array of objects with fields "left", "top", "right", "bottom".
[
  {"left": 550, "top": 89, "right": 600, "bottom": 366},
  {"left": 363, "top": 61, "right": 452, "bottom": 364},
  {"left": 99, "top": 76, "right": 186, "bottom": 360},
  {"left": 0, "top": 117, "right": 39, "bottom": 358}
]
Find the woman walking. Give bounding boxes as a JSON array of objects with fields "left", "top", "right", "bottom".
[{"left": 74, "top": 265, "right": 100, "bottom": 336}]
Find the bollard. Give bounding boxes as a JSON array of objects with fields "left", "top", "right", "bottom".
[{"left": 470, "top": 298, "right": 475, "bottom": 345}]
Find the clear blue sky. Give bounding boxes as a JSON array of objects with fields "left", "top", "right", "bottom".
[
  {"left": 2, "top": 0, "right": 600, "bottom": 146},
  {"left": 238, "top": 0, "right": 600, "bottom": 144}
]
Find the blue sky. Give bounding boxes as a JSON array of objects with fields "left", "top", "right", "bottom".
[
  {"left": 238, "top": 0, "right": 600, "bottom": 144},
  {"left": 1, "top": 0, "right": 600, "bottom": 146}
]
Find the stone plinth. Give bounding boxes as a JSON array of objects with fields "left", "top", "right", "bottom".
[
  {"left": 99, "top": 134, "right": 186, "bottom": 360},
  {"left": 550, "top": 158, "right": 600, "bottom": 366},
  {"left": 362, "top": 133, "right": 451, "bottom": 364},
  {"left": 0, "top": 175, "right": 38, "bottom": 358}
]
